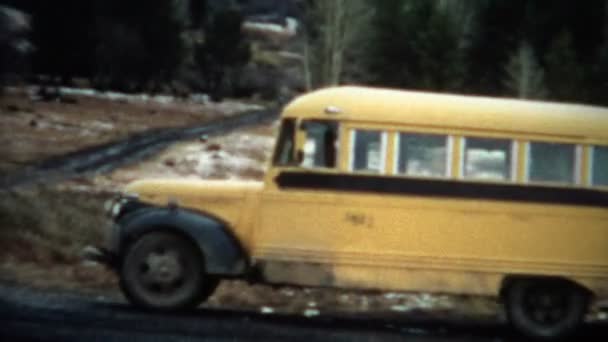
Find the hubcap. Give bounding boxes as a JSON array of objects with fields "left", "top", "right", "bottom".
[
  {"left": 523, "top": 286, "right": 569, "bottom": 326},
  {"left": 139, "top": 248, "right": 184, "bottom": 292}
]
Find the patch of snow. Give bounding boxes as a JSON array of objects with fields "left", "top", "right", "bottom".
[
  {"left": 286, "top": 17, "right": 299, "bottom": 35},
  {"left": 280, "top": 289, "right": 295, "bottom": 297},
  {"left": 260, "top": 306, "right": 275, "bottom": 314},
  {"left": 277, "top": 50, "right": 303, "bottom": 61},
  {"left": 243, "top": 21, "right": 295, "bottom": 36},
  {"left": 390, "top": 304, "right": 413, "bottom": 312},
  {"left": 58, "top": 87, "right": 97, "bottom": 97},
  {"left": 303, "top": 308, "right": 320, "bottom": 317},
  {"left": 55, "top": 87, "right": 182, "bottom": 106},
  {"left": 359, "top": 296, "right": 369, "bottom": 310},
  {"left": 413, "top": 293, "right": 436, "bottom": 309},
  {"left": 384, "top": 292, "right": 407, "bottom": 300},
  {"left": 190, "top": 93, "right": 210, "bottom": 104},
  {"left": 152, "top": 95, "right": 174, "bottom": 105},
  {"left": 88, "top": 120, "right": 115, "bottom": 131},
  {"left": 212, "top": 101, "right": 264, "bottom": 115}
]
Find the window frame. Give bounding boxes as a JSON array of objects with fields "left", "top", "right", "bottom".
[
  {"left": 460, "top": 136, "right": 517, "bottom": 182},
  {"left": 392, "top": 131, "right": 452, "bottom": 178},
  {"left": 348, "top": 128, "right": 388, "bottom": 174}
]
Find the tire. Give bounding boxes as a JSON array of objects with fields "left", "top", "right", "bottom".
[
  {"left": 119, "top": 232, "right": 217, "bottom": 310},
  {"left": 505, "top": 279, "right": 589, "bottom": 340}
]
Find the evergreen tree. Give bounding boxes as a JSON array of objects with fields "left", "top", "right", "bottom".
[
  {"left": 195, "top": 8, "right": 250, "bottom": 100},
  {"left": 95, "top": 0, "right": 186, "bottom": 91},
  {"left": 189, "top": 0, "right": 208, "bottom": 29},
  {"left": 503, "top": 41, "right": 547, "bottom": 99},
  {"left": 586, "top": 3, "right": 608, "bottom": 106},
  {"left": 544, "top": 32, "right": 587, "bottom": 103},
  {"left": 31, "top": 0, "right": 97, "bottom": 83},
  {"left": 365, "top": 0, "right": 467, "bottom": 92}
]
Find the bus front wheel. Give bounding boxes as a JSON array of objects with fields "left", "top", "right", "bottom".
[
  {"left": 505, "top": 278, "right": 589, "bottom": 339},
  {"left": 119, "top": 232, "right": 217, "bottom": 310}
]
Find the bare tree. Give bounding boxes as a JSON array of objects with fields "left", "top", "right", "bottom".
[{"left": 300, "top": 0, "right": 371, "bottom": 90}]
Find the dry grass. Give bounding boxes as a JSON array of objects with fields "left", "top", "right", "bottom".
[
  {"left": 0, "top": 185, "right": 113, "bottom": 265},
  {"left": 0, "top": 185, "right": 119, "bottom": 294}
]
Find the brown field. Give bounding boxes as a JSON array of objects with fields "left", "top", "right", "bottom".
[{"left": 0, "top": 87, "right": 262, "bottom": 173}]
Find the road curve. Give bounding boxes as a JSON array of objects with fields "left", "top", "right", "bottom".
[
  {"left": 1, "top": 284, "right": 607, "bottom": 341},
  {"left": 0, "top": 108, "right": 279, "bottom": 189}
]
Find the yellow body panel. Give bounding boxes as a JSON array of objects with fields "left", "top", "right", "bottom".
[
  {"left": 125, "top": 179, "right": 262, "bottom": 253},
  {"left": 124, "top": 87, "right": 608, "bottom": 300},
  {"left": 254, "top": 184, "right": 608, "bottom": 296}
]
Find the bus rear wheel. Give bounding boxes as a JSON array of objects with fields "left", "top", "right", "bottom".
[{"left": 505, "top": 279, "right": 589, "bottom": 339}]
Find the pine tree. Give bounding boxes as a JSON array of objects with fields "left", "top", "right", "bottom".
[
  {"left": 95, "top": 0, "right": 186, "bottom": 91},
  {"left": 195, "top": 7, "right": 250, "bottom": 100},
  {"left": 31, "top": 0, "right": 97, "bottom": 83},
  {"left": 503, "top": 41, "right": 547, "bottom": 99},
  {"left": 365, "top": 0, "right": 469, "bottom": 92},
  {"left": 544, "top": 31, "right": 587, "bottom": 103}
]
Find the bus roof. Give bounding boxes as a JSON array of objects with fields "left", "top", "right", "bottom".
[{"left": 282, "top": 86, "right": 608, "bottom": 142}]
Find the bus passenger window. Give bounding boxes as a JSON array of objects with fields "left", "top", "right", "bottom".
[
  {"left": 528, "top": 142, "right": 575, "bottom": 184},
  {"left": 300, "top": 121, "right": 338, "bottom": 169},
  {"left": 351, "top": 130, "right": 385, "bottom": 173},
  {"left": 464, "top": 138, "right": 512, "bottom": 181},
  {"left": 592, "top": 146, "right": 608, "bottom": 186},
  {"left": 397, "top": 133, "right": 448, "bottom": 177}
]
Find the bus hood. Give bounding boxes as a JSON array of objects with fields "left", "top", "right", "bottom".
[{"left": 123, "top": 178, "right": 263, "bottom": 227}]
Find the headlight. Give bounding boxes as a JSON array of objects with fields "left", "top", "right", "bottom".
[
  {"left": 104, "top": 198, "right": 114, "bottom": 213},
  {"left": 111, "top": 201, "right": 123, "bottom": 218},
  {"left": 105, "top": 193, "right": 139, "bottom": 219}
]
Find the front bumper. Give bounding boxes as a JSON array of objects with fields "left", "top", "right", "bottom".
[{"left": 81, "top": 194, "right": 138, "bottom": 268}]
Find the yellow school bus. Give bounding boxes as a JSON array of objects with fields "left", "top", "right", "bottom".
[{"left": 94, "top": 86, "right": 608, "bottom": 339}]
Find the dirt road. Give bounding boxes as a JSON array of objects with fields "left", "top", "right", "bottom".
[
  {"left": 1, "top": 284, "right": 607, "bottom": 342},
  {"left": 0, "top": 108, "right": 278, "bottom": 189}
]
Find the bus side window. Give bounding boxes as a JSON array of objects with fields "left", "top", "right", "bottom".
[
  {"left": 591, "top": 145, "right": 608, "bottom": 186},
  {"left": 396, "top": 133, "right": 448, "bottom": 178},
  {"left": 527, "top": 142, "right": 575, "bottom": 184},
  {"left": 300, "top": 121, "right": 338, "bottom": 169},
  {"left": 463, "top": 137, "right": 513, "bottom": 181},
  {"left": 350, "top": 129, "right": 386, "bottom": 173}
]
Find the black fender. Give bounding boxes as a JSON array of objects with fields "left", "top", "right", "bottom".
[{"left": 114, "top": 205, "right": 248, "bottom": 276}]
